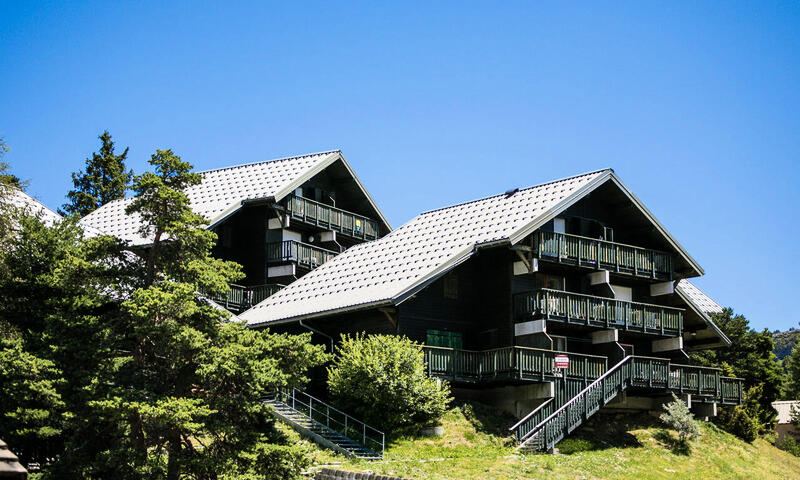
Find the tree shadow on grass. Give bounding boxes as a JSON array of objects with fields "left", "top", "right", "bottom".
[
  {"left": 456, "top": 401, "right": 518, "bottom": 437},
  {"left": 653, "top": 429, "right": 692, "bottom": 456},
  {"left": 558, "top": 427, "right": 642, "bottom": 454}
]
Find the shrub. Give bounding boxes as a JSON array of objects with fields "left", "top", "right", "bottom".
[
  {"left": 719, "top": 404, "right": 761, "bottom": 442},
  {"left": 327, "top": 334, "right": 452, "bottom": 432},
  {"left": 660, "top": 394, "right": 700, "bottom": 442},
  {"left": 716, "top": 386, "right": 764, "bottom": 442},
  {"left": 776, "top": 436, "right": 800, "bottom": 457}
]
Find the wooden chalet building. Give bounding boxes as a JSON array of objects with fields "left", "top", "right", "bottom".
[
  {"left": 81, "top": 150, "right": 392, "bottom": 312},
  {"left": 82, "top": 153, "right": 742, "bottom": 454},
  {"left": 240, "top": 166, "right": 743, "bottom": 452}
]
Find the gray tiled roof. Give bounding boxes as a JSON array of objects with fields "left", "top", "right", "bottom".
[
  {"left": 0, "top": 439, "right": 27, "bottom": 476},
  {"left": 242, "top": 169, "right": 613, "bottom": 326},
  {"left": 676, "top": 279, "right": 723, "bottom": 314},
  {"left": 772, "top": 401, "right": 800, "bottom": 424},
  {"left": 80, "top": 150, "right": 341, "bottom": 245},
  {"left": 7, "top": 188, "right": 63, "bottom": 225}
]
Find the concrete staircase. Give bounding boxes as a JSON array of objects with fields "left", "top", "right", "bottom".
[{"left": 265, "top": 390, "right": 384, "bottom": 460}]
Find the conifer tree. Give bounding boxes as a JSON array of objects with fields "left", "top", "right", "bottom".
[
  {"left": 61, "top": 131, "right": 132, "bottom": 216},
  {"left": 82, "top": 149, "right": 328, "bottom": 479}
]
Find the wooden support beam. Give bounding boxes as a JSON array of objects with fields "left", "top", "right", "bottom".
[
  {"left": 512, "top": 247, "right": 537, "bottom": 275},
  {"left": 652, "top": 336, "right": 683, "bottom": 353},
  {"left": 515, "top": 320, "right": 546, "bottom": 336},
  {"left": 650, "top": 281, "right": 675, "bottom": 296},
  {"left": 591, "top": 329, "right": 618, "bottom": 344},
  {"left": 378, "top": 307, "right": 398, "bottom": 331}
]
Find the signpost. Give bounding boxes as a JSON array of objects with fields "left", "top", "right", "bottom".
[{"left": 555, "top": 354, "right": 569, "bottom": 370}]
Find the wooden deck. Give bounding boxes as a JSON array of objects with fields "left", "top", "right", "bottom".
[
  {"left": 422, "top": 345, "right": 608, "bottom": 383},
  {"left": 535, "top": 230, "right": 673, "bottom": 280},
  {"left": 286, "top": 194, "right": 380, "bottom": 241},
  {"left": 515, "top": 288, "right": 684, "bottom": 336}
]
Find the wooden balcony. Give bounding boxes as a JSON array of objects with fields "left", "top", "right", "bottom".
[
  {"left": 266, "top": 240, "right": 338, "bottom": 270},
  {"left": 286, "top": 194, "right": 380, "bottom": 241},
  {"left": 534, "top": 231, "right": 673, "bottom": 280},
  {"left": 515, "top": 288, "right": 683, "bottom": 335},
  {"left": 201, "top": 283, "right": 285, "bottom": 312},
  {"left": 422, "top": 345, "right": 608, "bottom": 383}
]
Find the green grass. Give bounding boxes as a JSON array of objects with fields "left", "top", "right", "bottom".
[{"left": 305, "top": 402, "right": 800, "bottom": 480}]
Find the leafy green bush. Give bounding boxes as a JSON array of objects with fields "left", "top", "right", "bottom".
[
  {"left": 660, "top": 394, "right": 700, "bottom": 442},
  {"left": 221, "top": 442, "right": 311, "bottom": 480},
  {"left": 776, "top": 436, "right": 800, "bottom": 457},
  {"left": 327, "top": 334, "right": 452, "bottom": 432}
]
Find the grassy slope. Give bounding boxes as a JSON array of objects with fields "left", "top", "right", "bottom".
[{"left": 302, "top": 402, "right": 800, "bottom": 480}]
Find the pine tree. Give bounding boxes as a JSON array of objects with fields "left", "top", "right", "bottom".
[
  {"left": 1, "top": 148, "right": 327, "bottom": 478},
  {"left": 783, "top": 340, "right": 800, "bottom": 399},
  {"left": 84, "top": 149, "right": 328, "bottom": 479},
  {"left": 60, "top": 131, "right": 132, "bottom": 216},
  {"left": 691, "top": 308, "right": 782, "bottom": 435}
]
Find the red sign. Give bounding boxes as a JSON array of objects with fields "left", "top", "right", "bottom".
[{"left": 554, "top": 354, "right": 569, "bottom": 369}]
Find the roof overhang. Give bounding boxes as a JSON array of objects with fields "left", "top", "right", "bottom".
[
  {"left": 272, "top": 151, "right": 393, "bottom": 233},
  {"left": 207, "top": 151, "right": 392, "bottom": 235},
  {"left": 676, "top": 286, "right": 731, "bottom": 348},
  {"left": 508, "top": 170, "right": 704, "bottom": 278}
]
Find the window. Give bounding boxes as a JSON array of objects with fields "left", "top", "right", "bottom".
[
  {"left": 535, "top": 273, "right": 564, "bottom": 290},
  {"left": 426, "top": 330, "right": 463, "bottom": 349},
  {"left": 220, "top": 224, "right": 233, "bottom": 248},
  {"left": 443, "top": 273, "right": 459, "bottom": 299}
]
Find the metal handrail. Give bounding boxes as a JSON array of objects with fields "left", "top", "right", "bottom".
[{"left": 274, "top": 388, "right": 385, "bottom": 458}]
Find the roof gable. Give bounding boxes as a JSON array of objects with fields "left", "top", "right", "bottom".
[
  {"left": 79, "top": 150, "right": 390, "bottom": 244},
  {"left": 675, "top": 279, "right": 730, "bottom": 347}
]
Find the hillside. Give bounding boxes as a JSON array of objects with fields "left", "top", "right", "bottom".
[
  {"left": 300, "top": 402, "right": 800, "bottom": 480},
  {"left": 774, "top": 328, "right": 800, "bottom": 360}
]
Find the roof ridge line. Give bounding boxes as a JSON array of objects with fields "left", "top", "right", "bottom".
[
  {"left": 420, "top": 167, "right": 612, "bottom": 215},
  {"left": 195, "top": 150, "right": 340, "bottom": 175}
]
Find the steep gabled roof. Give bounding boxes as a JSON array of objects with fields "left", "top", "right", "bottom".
[
  {"left": 79, "top": 150, "right": 391, "bottom": 245},
  {"left": 676, "top": 279, "right": 730, "bottom": 347},
  {"left": 676, "top": 279, "right": 723, "bottom": 315},
  {"left": 243, "top": 168, "right": 707, "bottom": 327}
]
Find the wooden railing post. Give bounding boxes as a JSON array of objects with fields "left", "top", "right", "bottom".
[
  {"left": 545, "top": 290, "right": 550, "bottom": 320},
  {"left": 451, "top": 348, "right": 457, "bottom": 381}
]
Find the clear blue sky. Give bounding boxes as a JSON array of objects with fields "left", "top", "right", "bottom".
[{"left": 1, "top": 1, "right": 798, "bottom": 331}]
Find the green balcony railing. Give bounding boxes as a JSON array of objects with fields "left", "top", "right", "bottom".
[
  {"left": 422, "top": 345, "right": 608, "bottom": 383},
  {"left": 266, "top": 240, "right": 338, "bottom": 270},
  {"left": 286, "top": 194, "right": 380, "bottom": 241},
  {"left": 515, "top": 289, "right": 683, "bottom": 335},
  {"left": 201, "top": 283, "right": 285, "bottom": 312},
  {"left": 535, "top": 231, "right": 673, "bottom": 280},
  {"left": 512, "top": 355, "right": 744, "bottom": 451}
]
